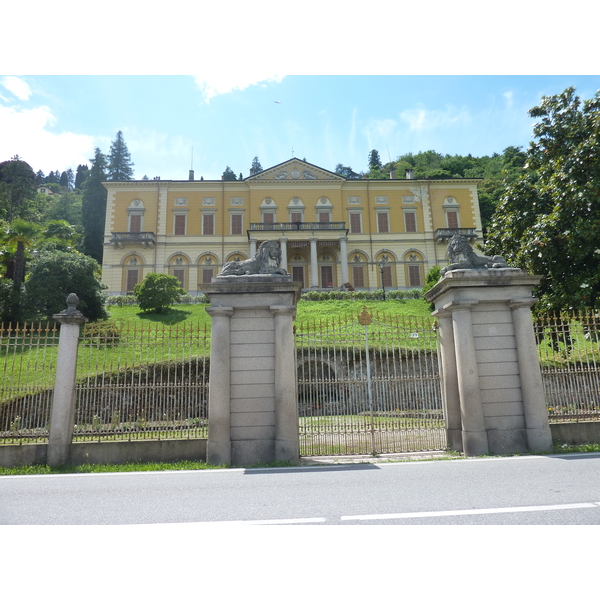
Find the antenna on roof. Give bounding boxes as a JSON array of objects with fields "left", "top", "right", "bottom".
[
  {"left": 191, "top": 147, "right": 194, "bottom": 170},
  {"left": 292, "top": 146, "right": 294, "bottom": 158}
]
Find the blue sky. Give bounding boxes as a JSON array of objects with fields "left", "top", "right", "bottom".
[
  {"left": 2, "top": 3, "right": 598, "bottom": 181},
  {"left": 3, "top": 74, "right": 599, "bottom": 182}
]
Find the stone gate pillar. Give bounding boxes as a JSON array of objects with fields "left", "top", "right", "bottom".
[
  {"left": 201, "top": 275, "right": 302, "bottom": 466},
  {"left": 425, "top": 269, "right": 553, "bottom": 457}
]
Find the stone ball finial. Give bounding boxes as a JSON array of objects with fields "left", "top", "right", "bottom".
[{"left": 65, "top": 293, "right": 80, "bottom": 314}]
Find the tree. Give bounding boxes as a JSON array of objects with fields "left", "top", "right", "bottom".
[
  {"left": 23, "top": 249, "right": 107, "bottom": 321},
  {"left": 133, "top": 272, "right": 186, "bottom": 313},
  {"left": 249, "top": 156, "right": 263, "bottom": 176},
  {"left": 368, "top": 149, "right": 382, "bottom": 170},
  {"left": 75, "top": 164, "right": 89, "bottom": 190},
  {"left": 222, "top": 166, "right": 237, "bottom": 181},
  {"left": 334, "top": 164, "right": 361, "bottom": 179},
  {"left": 107, "top": 131, "right": 135, "bottom": 181},
  {"left": 485, "top": 87, "right": 600, "bottom": 311},
  {"left": 0, "top": 157, "right": 36, "bottom": 221},
  {"left": 81, "top": 148, "right": 108, "bottom": 263}
]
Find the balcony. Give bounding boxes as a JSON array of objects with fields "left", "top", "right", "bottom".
[
  {"left": 111, "top": 232, "right": 156, "bottom": 248},
  {"left": 248, "top": 222, "right": 348, "bottom": 240},
  {"left": 434, "top": 228, "right": 477, "bottom": 243}
]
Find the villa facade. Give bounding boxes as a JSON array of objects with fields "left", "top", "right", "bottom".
[{"left": 101, "top": 158, "right": 483, "bottom": 294}]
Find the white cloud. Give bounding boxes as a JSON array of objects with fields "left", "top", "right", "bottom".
[
  {"left": 503, "top": 91, "right": 514, "bottom": 109},
  {"left": 400, "top": 105, "right": 471, "bottom": 132},
  {"left": 1, "top": 76, "right": 32, "bottom": 101},
  {"left": 193, "top": 75, "right": 284, "bottom": 103},
  {"left": 0, "top": 104, "right": 94, "bottom": 172}
]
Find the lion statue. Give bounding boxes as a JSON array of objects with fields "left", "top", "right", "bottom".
[
  {"left": 441, "top": 234, "right": 508, "bottom": 276},
  {"left": 218, "top": 240, "right": 288, "bottom": 276}
]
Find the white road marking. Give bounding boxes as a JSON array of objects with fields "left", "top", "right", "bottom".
[{"left": 341, "top": 501, "right": 600, "bottom": 521}]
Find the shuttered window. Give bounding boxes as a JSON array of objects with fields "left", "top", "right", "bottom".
[
  {"left": 129, "top": 214, "right": 141, "bottom": 232},
  {"left": 319, "top": 211, "right": 330, "bottom": 223},
  {"left": 126, "top": 269, "right": 139, "bottom": 292},
  {"left": 174, "top": 214, "right": 186, "bottom": 235},
  {"left": 350, "top": 213, "right": 362, "bottom": 234},
  {"left": 202, "top": 268, "right": 214, "bottom": 284},
  {"left": 352, "top": 265, "right": 365, "bottom": 288},
  {"left": 404, "top": 211, "right": 417, "bottom": 233},
  {"left": 382, "top": 265, "right": 393, "bottom": 288},
  {"left": 447, "top": 210, "right": 459, "bottom": 229},
  {"left": 231, "top": 214, "right": 242, "bottom": 235},
  {"left": 408, "top": 265, "right": 421, "bottom": 287},
  {"left": 292, "top": 267, "right": 304, "bottom": 286},
  {"left": 377, "top": 212, "right": 389, "bottom": 233},
  {"left": 203, "top": 214, "right": 214, "bottom": 235},
  {"left": 172, "top": 268, "right": 185, "bottom": 287},
  {"left": 321, "top": 265, "right": 334, "bottom": 287}
]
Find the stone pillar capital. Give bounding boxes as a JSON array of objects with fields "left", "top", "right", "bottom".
[
  {"left": 205, "top": 306, "right": 234, "bottom": 318},
  {"left": 270, "top": 305, "right": 297, "bottom": 318}
]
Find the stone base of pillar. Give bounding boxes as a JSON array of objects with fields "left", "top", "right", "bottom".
[
  {"left": 461, "top": 430, "right": 489, "bottom": 457},
  {"left": 446, "top": 428, "right": 463, "bottom": 452},
  {"left": 201, "top": 275, "right": 302, "bottom": 467},
  {"left": 487, "top": 428, "right": 528, "bottom": 455},
  {"left": 207, "top": 441, "right": 231, "bottom": 466},
  {"left": 47, "top": 444, "right": 71, "bottom": 468},
  {"left": 526, "top": 427, "right": 554, "bottom": 452}
]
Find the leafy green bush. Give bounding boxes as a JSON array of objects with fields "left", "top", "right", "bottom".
[
  {"left": 23, "top": 249, "right": 108, "bottom": 321},
  {"left": 299, "top": 289, "right": 423, "bottom": 302},
  {"left": 133, "top": 273, "right": 186, "bottom": 313}
]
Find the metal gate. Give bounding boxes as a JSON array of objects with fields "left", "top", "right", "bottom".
[{"left": 295, "top": 307, "right": 445, "bottom": 456}]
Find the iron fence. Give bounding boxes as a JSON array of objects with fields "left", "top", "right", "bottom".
[
  {"left": 295, "top": 308, "right": 445, "bottom": 456},
  {"left": 0, "top": 322, "right": 59, "bottom": 444},
  {"left": 535, "top": 311, "right": 600, "bottom": 423}
]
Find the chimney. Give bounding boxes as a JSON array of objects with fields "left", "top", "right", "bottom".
[
  {"left": 390, "top": 169, "right": 395, "bottom": 179},
  {"left": 189, "top": 169, "right": 194, "bottom": 181},
  {"left": 406, "top": 169, "right": 414, "bottom": 180}
]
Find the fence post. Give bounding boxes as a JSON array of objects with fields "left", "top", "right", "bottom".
[{"left": 47, "top": 294, "right": 88, "bottom": 467}]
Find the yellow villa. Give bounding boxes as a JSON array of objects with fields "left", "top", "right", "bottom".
[{"left": 101, "top": 158, "right": 482, "bottom": 294}]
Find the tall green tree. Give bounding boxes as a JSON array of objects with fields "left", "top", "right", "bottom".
[
  {"left": 485, "top": 87, "right": 600, "bottom": 311},
  {"left": 0, "top": 157, "right": 36, "bottom": 221},
  {"left": 335, "top": 164, "right": 361, "bottom": 179},
  {"left": 81, "top": 148, "right": 108, "bottom": 263},
  {"left": 107, "top": 131, "right": 135, "bottom": 181},
  {"left": 368, "top": 149, "right": 382, "bottom": 170},
  {"left": 75, "top": 164, "right": 89, "bottom": 189},
  {"left": 249, "top": 156, "right": 263, "bottom": 176},
  {"left": 222, "top": 166, "right": 237, "bottom": 181}
]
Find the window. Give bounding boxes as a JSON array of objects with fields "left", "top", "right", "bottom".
[
  {"left": 404, "top": 211, "right": 417, "bottom": 233},
  {"left": 203, "top": 213, "right": 214, "bottom": 235},
  {"left": 319, "top": 211, "right": 331, "bottom": 223},
  {"left": 261, "top": 212, "right": 275, "bottom": 230},
  {"left": 291, "top": 211, "right": 302, "bottom": 223},
  {"left": 352, "top": 265, "right": 365, "bottom": 288},
  {"left": 172, "top": 268, "right": 185, "bottom": 287},
  {"left": 350, "top": 213, "right": 362, "bottom": 234},
  {"left": 129, "top": 214, "right": 142, "bottom": 233},
  {"left": 382, "top": 265, "right": 393, "bottom": 288},
  {"left": 126, "top": 269, "right": 139, "bottom": 292},
  {"left": 231, "top": 213, "right": 243, "bottom": 235},
  {"left": 377, "top": 212, "right": 389, "bottom": 233},
  {"left": 174, "top": 214, "right": 186, "bottom": 236},
  {"left": 447, "top": 210, "right": 459, "bottom": 229},
  {"left": 202, "top": 268, "right": 214, "bottom": 284},
  {"left": 292, "top": 266, "right": 305, "bottom": 286},
  {"left": 408, "top": 265, "right": 421, "bottom": 287},
  {"left": 320, "top": 265, "right": 334, "bottom": 288}
]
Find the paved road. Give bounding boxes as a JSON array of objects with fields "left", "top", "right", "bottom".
[{"left": 2, "top": 453, "right": 600, "bottom": 525}]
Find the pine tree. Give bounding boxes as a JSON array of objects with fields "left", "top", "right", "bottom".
[
  {"left": 81, "top": 148, "right": 108, "bottom": 263},
  {"left": 107, "top": 131, "right": 135, "bottom": 181},
  {"left": 222, "top": 166, "right": 237, "bottom": 181},
  {"left": 368, "top": 149, "right": 382, "bottom": 170},
  {"left": 249, "top": 156, "right": 263, "bottom": 176},
  {"left": 75, "top": 164, "right": 89, "bottom": 189}
]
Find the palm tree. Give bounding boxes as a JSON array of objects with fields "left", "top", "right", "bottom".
[{"left": 3, "top": 219, "right": 41, "bottom": 291}]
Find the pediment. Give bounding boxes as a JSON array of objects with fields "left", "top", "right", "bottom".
[{"left": 247, "top": 158, "right": 345, "bottom": 182}]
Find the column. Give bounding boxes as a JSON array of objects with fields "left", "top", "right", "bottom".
[
  {"left": 48, "top": 294, "right": 88, "bottom": 467},
  {"left": 279, "top": 237, "right": 288, "bottom": 272},
  {"left": 451, "top": 303, "right": 489, "bottom": 456},
  {"left": 510, "top": 300, "right": 553, "bottom": 451},
  {"left": 435, "top": 310, "right": 462, "bottom": 451},
  {"left": 249, "top": 237, "right": 257, "bottom": 257},
  {"left": 205, "top": 306, "right": 234, "bottom": 465},
  {"left": 339, "top": 236, "right": 349, "bottom": 285},
  {"left": 270, "top": 305, "right": 300, "bottom": 462},
  {"left": 310, "top": 237, "right": 319, "bottom": 287}
]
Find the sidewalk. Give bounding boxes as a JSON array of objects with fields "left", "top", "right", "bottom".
[{"left": 299, "top": 450, "right": 453, "bottom": 465}]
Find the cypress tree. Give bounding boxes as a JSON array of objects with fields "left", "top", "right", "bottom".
[{"left": 81, "top": 148, "right": 108, "bottom": 263}]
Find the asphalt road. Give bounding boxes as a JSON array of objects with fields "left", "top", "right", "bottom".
[{"left": 2, "top": 453, "right": 600, "bottom": 525}]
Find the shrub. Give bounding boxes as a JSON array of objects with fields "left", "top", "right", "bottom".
[{"left": 133, "top": 273, "right": 186, "bottom": 313}]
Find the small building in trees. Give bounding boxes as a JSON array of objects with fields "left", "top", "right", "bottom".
[{"left": 101, "top": 158, "right": 482, "bottom": 294}]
